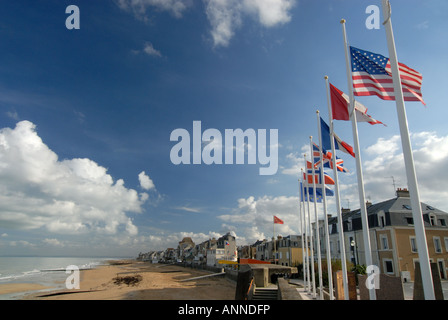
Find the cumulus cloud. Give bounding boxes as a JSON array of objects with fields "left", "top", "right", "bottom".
[
  {"left": 0, "top": 121, "right": 148, "bottom": 236},
  {"left": 117, "top": 0, "right": 296, "bottom": 48},
  {"left": 218, "top": 195, "right": 302, "bottom": 244},
  {"left": 363, "top": 131, "right": 448, "bottom": 211},
  {"left": 138, "top": 171, "right": 156, "bottom": 190},
  {"left": 204, "top": 0, "right": 296, "bottom": 47}
]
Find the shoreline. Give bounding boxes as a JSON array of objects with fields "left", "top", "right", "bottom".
[{"left": 17, "top": 260, "right": 236, "bottom": 300}]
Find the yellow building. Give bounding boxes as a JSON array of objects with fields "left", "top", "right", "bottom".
[
  {"left": 276, "top": 235, "right": 307, "bottom": 267},
  {"left": 328, "top": 188, "right": 448, "bottom": 281}
]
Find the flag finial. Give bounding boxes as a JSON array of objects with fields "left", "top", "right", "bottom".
[
  {"left": 324, "top": 75, "right": 328, "bottom": 80},
  {"left": 340, "top": 19, "right": 346, "bottom": 24}
]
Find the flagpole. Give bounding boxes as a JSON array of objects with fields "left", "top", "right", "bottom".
[
  {"left": 381, "top": 0, "right": 435, "bottom": 300},
  {"left": 273, "top": 216, "right": 276, "bottom": 265},
  {"left": 324, "top": 76, "right": 349, "bottom": 300},
  {"left": 301, "top": 169, "right": 311, "bottom": 293},
  {"left": 316, "top": 110, "right": 334, "bottom": 300},
  {"left": 299, "top": 177, "right": 307, "bottom": 286},
  {"left": 340, "top": 19, "right": 376, "bottom": 300},
  {"left": 310, "top": 136, "right": 323, "bottom": 300},
  {"left": 304, "top": 154, "right": 316, "bottom": 298}
]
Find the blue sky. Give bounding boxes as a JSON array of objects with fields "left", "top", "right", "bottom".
[{"left": 1, "top": 0, "right": 447, "bottom": 257}]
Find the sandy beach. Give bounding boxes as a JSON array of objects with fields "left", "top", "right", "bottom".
[{"left": 14, "top": 261, "right": 236, "bottom": 300}]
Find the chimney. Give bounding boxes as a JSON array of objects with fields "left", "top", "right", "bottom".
[
  {"left": 396, "top": 188, "right": 410, "bottom": 198},
  {"left": 366, "top": 201, "right": 372, "bottom": 207}
]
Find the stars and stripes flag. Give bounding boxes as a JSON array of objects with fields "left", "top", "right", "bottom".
[
  {"left": 350, "top": 46, "right": 425, "bottom": 105},
  {"left": 330, "top": 83, "right": 385, "bottom": 126}
]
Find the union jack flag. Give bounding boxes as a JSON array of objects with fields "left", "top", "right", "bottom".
[{"left": 312, "top": 143, "right": 348, "bottom": 173}]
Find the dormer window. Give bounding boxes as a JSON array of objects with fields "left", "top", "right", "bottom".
[
  {"left": 402, "top": 205, "right": 412, "bottom": 210},
  {"left": 378, "top": 212, "right": 386, "bottom": 228},
  {"left": 429, "top": 214, "right": 436, "bottom": 226}
]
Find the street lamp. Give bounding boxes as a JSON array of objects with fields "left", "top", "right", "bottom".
[{"left": 350, "top": 239, "right": 358, "bottom": 266}]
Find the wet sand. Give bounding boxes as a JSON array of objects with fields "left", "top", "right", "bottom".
[{"left": 18, "top": 261, "right": 236, "bottom": 300}]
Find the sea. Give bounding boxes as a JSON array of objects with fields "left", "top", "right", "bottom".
[{"left": 0, "top": 256, "right": 131, "bottom": 300}]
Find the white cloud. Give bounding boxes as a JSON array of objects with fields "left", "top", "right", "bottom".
[
  {"left": 143, "top": 42, "right": 162, "bottom": 57},
  {"left": 116, "top": 0, "right": 192, "bottom": 20},
  {"left": 218, "top": 195, "right": 303, "bottom": 244},
  {"left": 174, "top": 206, "right": 201, "bottom": 213},
  {"left": 42, "top": 238, "right": 64, "bottom": 247},
  {"left": 117, "top": 0, "right": 296, "bottom": 48},
  {"left": 138, "top": 171, "right": 156, "bottom": 190},
  {"left": 363, "top": 132, "right": 448, "bottom": 211},
  {"left": 0, "top": 121, "right": 148, "bottom": 236},
  {"left": 204, "top": 0, "right": 296, "bottom": 47}
]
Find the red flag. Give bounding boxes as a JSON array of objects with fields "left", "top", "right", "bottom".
[
  {"left": 274, "top": 216, "right": 284, "bottom": 224},
  {"left": 330, "top": 83, "right": 385, "bottom": 126}
]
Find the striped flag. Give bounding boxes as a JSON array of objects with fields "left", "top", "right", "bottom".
[
  {"left": 312, "top": 143, "right": 348, "bottom": 173},
  {"left": 350, "top": 46, "right": 425, "bottom": 105},
  {"left": 330, "top": 83, "right": 385, "bottom": 126},
  {"left": 303, "top": 166, "right": 335, "bottom": 185},
  {"left": 320, "top": 117, "right": 355, "bottom": 158}
]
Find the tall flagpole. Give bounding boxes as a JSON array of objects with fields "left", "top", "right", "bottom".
[
  {"left": 304, "top": 154, "right": 316, "bottom": 298},
  {"left": 316, "top": 110, "right": 334, "bottom": 300},
  {"left": 273, "top": 216, "right": 276, "bottom": 264},
  {"left": 301, "top": 169, "right": 311, "bottom": 293},
  {"left": 381, "top": 0, "right": 435, "bottom": 300},
  {"left": 340, "top": 19, "right": 376, "bottom": 300},
  {"left": 324, "top": 76, "right": 349, "bottom": 300},
  {"left": 299, "top": 177, "right": 306, "bottom": 286},
  {"left": 310, "top": 136, "right": 323, "bottom": 300}
]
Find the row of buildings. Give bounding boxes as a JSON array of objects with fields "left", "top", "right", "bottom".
[
  {"left": 239, "top": 189, "right": 448, "bottom": 282},
  {"left": 137, "top": 232, "right": 238, "bottom": 267},
  {"left": 320, "top": 188, "right": 448, "bottom": 281},
  {"left": 137, "top": 188, "right": 448, "bottom": 282}
]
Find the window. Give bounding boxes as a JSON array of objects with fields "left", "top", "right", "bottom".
[
  {"left": 380, "top": 234, "right": 389, "bottom": 250},
  {"left": 403, "top": 205, "right": 412, "bottom": 210},
  {"left": 434, "top": 237, "right": 442, "bottom": 253},
  {"left": 438, "top": 219, "right": 446, "bottom": 226},
  {"left": 445, "top": 238, "right": 448, "bottom": 253},
  {"left": 426, "top": 205, "right": 435, "bottom": 210},
  {"left": 410, "top": 237, "right": 417, "bottom": 253},
  {"left": 406, "top": 217, "right": 414, "bottom": 225},
  {"left": 347, "top": 219, "right": 352, "bottom": 231},
  {"left": 378, "top": 213, "right": 385, "bottom": 228},
  {"left": 383, "top": 259, "right": 394, "bottom": 274},
  {"left": 429, "top": 214, "right": 436, "bottom": 226}
]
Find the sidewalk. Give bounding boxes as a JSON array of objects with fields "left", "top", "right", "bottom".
[
  {"left": 289, "top": 279, "right": 318, "bottom": 300},
  {"left": 290, "top": 278, "right": 448, "bottom": 300}
]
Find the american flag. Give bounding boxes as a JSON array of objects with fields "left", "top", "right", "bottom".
[{"left": 350, "top": 46, "right": 425, "bottom": 105}]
